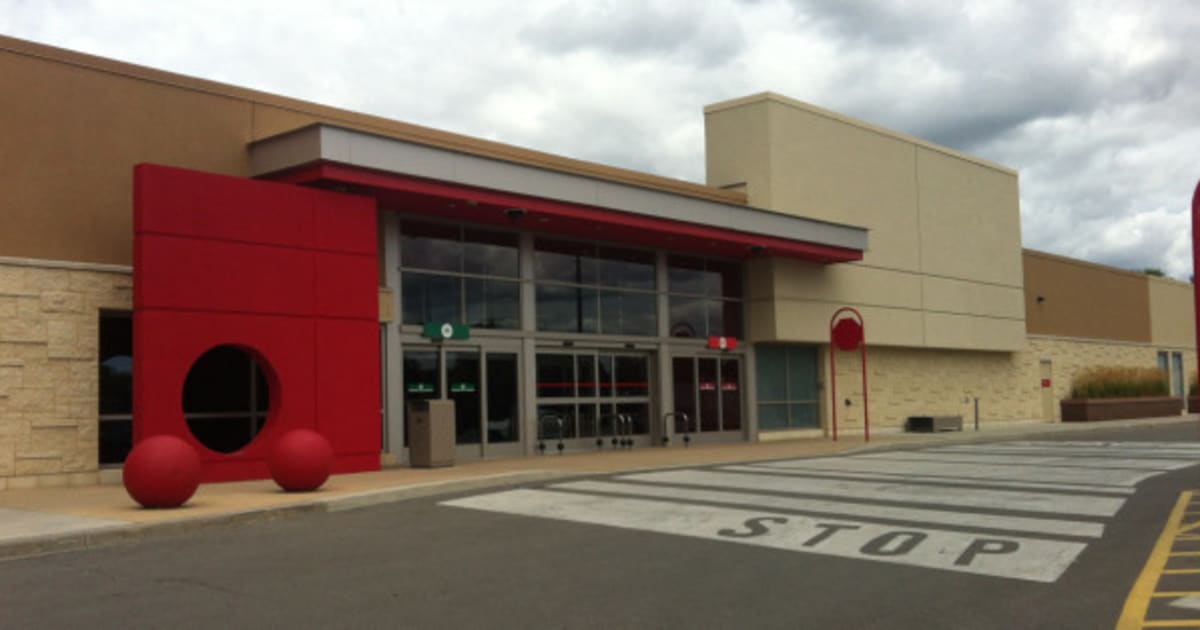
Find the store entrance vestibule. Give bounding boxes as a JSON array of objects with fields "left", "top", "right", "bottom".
[{"left": 401, "top": 344, "right": 520, "bottom": 461}]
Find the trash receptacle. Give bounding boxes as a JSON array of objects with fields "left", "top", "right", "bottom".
[{"left": 407, "top": 399, "right": 455, "bottom": 467}]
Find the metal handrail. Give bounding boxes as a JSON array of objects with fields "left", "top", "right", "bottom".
[{"left": 661, "top": 411, "right": 692, "bottom": 447}]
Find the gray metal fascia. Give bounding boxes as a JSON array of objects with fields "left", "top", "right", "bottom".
[{"left": 251, "top": 125, "right": 868, "bottom": 252}]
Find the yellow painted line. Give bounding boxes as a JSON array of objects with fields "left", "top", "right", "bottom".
[
  {"left": 1152, "top": 592, "right": 1200, "bottom": 598},
  {"left": 1164, "top": 570, "right": 1200, "bottom": 575},
  {"left": 1178, "top": 520, "right": 1200, "bottom": 535},
  {"left": 1118, "top": 491, "right": 1193, "bottom": 629},
  {"left": 1142, "top": 620, "right": 1200, "bottom": 627}
]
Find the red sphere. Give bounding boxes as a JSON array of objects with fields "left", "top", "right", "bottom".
[
  {"left": 123, "top": 435, "right": 202, "bottom": 508},
  {"left": 269, "top": 429, "right": 334, "bottom": 492}
]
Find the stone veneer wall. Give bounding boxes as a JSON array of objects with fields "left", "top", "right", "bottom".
[
  {"left": 826, "top": 336, "right": 1195, "bottom": 433},
  {"left": 0, "top": 258, "right": 131, "bottom": 490},
  {"left": 1028, "top": 335, "right": 1195, "bottom": 420}
]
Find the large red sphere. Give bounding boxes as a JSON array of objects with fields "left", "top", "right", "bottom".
[
  {"left": 269, "top": 429, "right": 334, "bottom": 492},
  {"left": 123, "top": 435, "right": 202, "bottom": 508}
]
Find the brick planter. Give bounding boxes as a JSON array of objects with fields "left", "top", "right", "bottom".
[{"left": 1060, "top": 397, "right": 1183, "bottom": 422}]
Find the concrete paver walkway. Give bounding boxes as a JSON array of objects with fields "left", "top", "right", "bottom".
[{"left": 1, "top": 416, "right": 1196, "bottom": 561}]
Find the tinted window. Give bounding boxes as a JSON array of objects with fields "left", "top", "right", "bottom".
[
  {"left": 401, "top": 221, "right": 461, "bottom": 272},
  {"left": 463, "top": 229, "right": 519, "bottom": 277}
]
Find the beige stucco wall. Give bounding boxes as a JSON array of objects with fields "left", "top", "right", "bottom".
[
  {"left": 707, "top": 93, "right": 1025, "bottom": 352},
  {"left": 0, "top": 259, "right": 132, "bottom": 489}
]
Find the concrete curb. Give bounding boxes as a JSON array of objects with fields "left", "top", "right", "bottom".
[{"left": 0, "top": 470, "right": 581, "bottom": 562}]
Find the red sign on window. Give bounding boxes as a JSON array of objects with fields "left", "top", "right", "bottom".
[
  {"left": 1041, "top": 379, "right": 1051, "bottom": 388},
  {"left": 707, "top": 336, "right": 738, "bottom": 350},
  {"left": 699, "top": 382, "right": 717, "bottom": 391}
]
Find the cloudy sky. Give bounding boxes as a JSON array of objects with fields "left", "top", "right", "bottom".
[{"left": 4, "top": 1, "right": 1198, "bottom": 278}]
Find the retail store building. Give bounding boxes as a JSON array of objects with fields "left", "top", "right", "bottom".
[{"left": 0, "top": 35, "right": 1194, "bottom": 488}]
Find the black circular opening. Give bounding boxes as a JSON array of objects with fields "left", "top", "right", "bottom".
[{"left": 182, "top": 345, "right": 271, "bottom": 454}]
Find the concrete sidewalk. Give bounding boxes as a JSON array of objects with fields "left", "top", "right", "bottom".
[{"left": 2, "top": 415, "right": 1197, "bottom": 561}]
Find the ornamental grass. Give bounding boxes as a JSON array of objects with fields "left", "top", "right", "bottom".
[{"left": 1070, "top": 366, "right": 1169, "bottom": 399}]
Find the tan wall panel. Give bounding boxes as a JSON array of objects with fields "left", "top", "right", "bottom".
[
  {"left": 251, "top": 104, "right": 322, "bottom": 141},
  {"left": 1023, "top": 250, "right": 1151, "bottom": 342},
  {"left": 703, "top": 100, "right": 772, "bottom": 204},
  {"left": 745, "top": 298, "right": 777, "bottom": 342},
  {"left": 771, "top": 260, "right": 923, "bottom": 310},
  {"left": 1149, "top": 276, "right": 1197, "bottom": 348},
  {"left": 0, "top": 53, "right": 252, "bottom": 266},
  {"left": 916, "top": 148, "right": 1023, "bottom": 287},
  {"left": 922, "top": 312, "right": 1025, "bottom": 352},
  {"left": 761, "top": 100, "right": 921, "bottom": 272},
  {"left": 922, "top": 275, "right": 1025, "bottom": 320},
  {"left": 772, "top": 301, "right": 924, "bottom": 346}
]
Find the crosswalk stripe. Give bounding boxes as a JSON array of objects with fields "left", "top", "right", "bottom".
[
  {"left": 756, "top": 457, "right": 1158, "bottom": 487},
  {"left": 618, "top": 470, "right": 1125, "bottom": 517},
  {"left": 935, "top": 445, "right": 1200, "bottom": 460},
  {"left": 720, "top": 465, "right": 1136, "bottom": 495},
  {"left": 1003, "top": 441, "right": 1200, "bottom": 451},
  {"left": 856, "top": 451, "right": 1192, "bottom": 471},
  {"left": 442, "top": 488, "right": 1087, "bottom": 583},
  {"left": 552, "top": 479, "right": 1106, "bottom": 538},
  {"left": 441, "top": 440, "right": 1200, "bottom": 584}
]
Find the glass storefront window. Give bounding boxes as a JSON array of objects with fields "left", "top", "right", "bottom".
[
  {"left": 667, "top": 255, "right": 743, "bottom": 339},
  {"left": 534, "top": 238, "right": 596, "bottom": 284},
  {"left": 535, "top": 352, "right": 651, "bottom": 442},
  {"left": 600, "top": 291, "right": 656, "bottom": 336},
  {"left": 463, "top": 229, "right": 519, "bottom": 277},
  {"left": 534, "top": 238, "right": 657, "bottom": 336},
  {"left": 400, "top": 221, "right": 520, "bottom": 329},
  {"left": 614, "top": 355, "right": 649, "bottom": 397},
  {"left": 99, "top": 313, "right": 133, "bottom": 465},
  {"left": 465, "top": 279, "right": 519, "bottom": 329},
  {"left": 401, "top": 221, "right": 461, "bottom": 272},
  {"left": 597, "top": 247, "right": 655, "bottom": 290},
  {"left": 536, "top": 354, "right": 575, "bottom": 398},
  {"left": 756, "top": 344, "right": 820, "bottom": 430},
  {"left": 536, "top": 284, "right": 599, "bottom": 334}
]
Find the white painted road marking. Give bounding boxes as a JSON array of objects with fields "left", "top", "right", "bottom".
[
  {"left": 443, "top": 489, "right": 1086, "bottom": 583},
  {"left": 756, "top": 456, "right": 1159, "bottom": 486},
  {"left": 440, "top": 441, "right": 1200, "bottom": 583},
  {"left": 935, "top": 445, "right": 1200, "bottom": 460},
  {"left": 553, "top": 479, "right": 1107, "bottom": 538},
  {"left": 1171, "top": 596, "right": 1200, "bottom": 610},
  {"left": 720, "top": 464, "right": 1137, "bottom": 495},
  {"left": 857, "top": 451, "right": 1194, "bottom": 471},
  {"left": 618, "top": 469, "right": 1125, "bottom": 516}
]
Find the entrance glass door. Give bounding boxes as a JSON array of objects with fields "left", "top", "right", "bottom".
[
  {"left": 402, "top": 346, "right": 520, "bottom": 460},
  {"left": 535, "top": 350, "right": 653, "bottom": 451},
  {"left": 671, "top": 356, "right": 742, "bottom": 439}
]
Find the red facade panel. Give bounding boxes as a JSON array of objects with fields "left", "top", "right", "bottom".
[{"left": 133, "top": 163, "right": 379, "bottom": 482}]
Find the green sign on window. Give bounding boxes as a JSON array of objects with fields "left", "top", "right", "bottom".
[
  {"left": 450, "top": 382, "right": 477, "bottom": 393},
  {"left": 422, "top": 322, "right": 470, "bottom": 340},
  {"left": 407, "top": 382, "right": 435, "bottom": 394}
]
